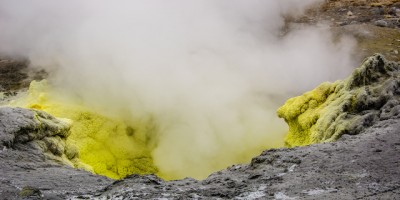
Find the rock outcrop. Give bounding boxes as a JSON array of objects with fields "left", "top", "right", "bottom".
[
  {"left": 0, "top": 107, "right": 114, "bottom": 199},
  {"left": 0, "top": 107, "right": 73, "bottom": 161},
  {"left": 278, "top": 54, "right": 400, "bottom": 147}
]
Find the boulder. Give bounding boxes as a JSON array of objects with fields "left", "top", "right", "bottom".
[{"left": 0, "top": 107, "right": 70, "bottom": 150}]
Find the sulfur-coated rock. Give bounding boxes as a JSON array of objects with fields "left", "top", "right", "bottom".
[
  {"left": 0, "top": 107, "right": 113, "bottom": 199},
  {"left": 0, "top": 107, "right": 70, "bottom": 149},
  {"left": 278, "top": 54, "right": 400, "bottom": 147}
]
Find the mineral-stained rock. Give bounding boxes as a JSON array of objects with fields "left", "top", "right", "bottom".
[
  {"left": 0, "top": 107, "right": 70, "bottom": 150},
  {"left": 278, "top": 54, "right": 400, "bottom": 147},
  {"left": 0, "top": 107, "right": 113, "bottom": 199},
  {"left": 9, "top": 80, "right": 159, "bottom": 179}
]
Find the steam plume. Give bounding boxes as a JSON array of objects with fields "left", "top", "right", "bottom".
[{"left": 0, "top": 0, "right": 357, "bottom": 179}]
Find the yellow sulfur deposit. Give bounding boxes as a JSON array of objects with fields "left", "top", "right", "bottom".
[
  {"left": 278, "top": 54, "right": 398, "bottom": 148},
  {"left": 277, "top": 78, "right": 365, "bottom": 148},
  {"left": 10, "top": 80, "right": 158, "bottom": 179},
  {"left": 277, "top": 82, "right": 339, "bottom": 147}
]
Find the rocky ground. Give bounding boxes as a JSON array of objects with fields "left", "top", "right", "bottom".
[
  {"left": 299, "top": 0, "right": 400, "bottom": 62},
  {"left": 0, "top": 58, "right": 46, "bottom": 101},
  {"left": 1, "top": 0, "right": 400, "bottom": 199}
]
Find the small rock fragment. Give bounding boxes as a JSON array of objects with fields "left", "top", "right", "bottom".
[
  {"left": 19, "top": 186, "right": 43, "bottom": 198},
  {"left": 371, "top": 7, "right": 385, "bottom": 15},
  {"left": 375, "top": 20, "right": 388, "bottom": 27},
  {"left": 388, "top": 7, "right": 400, "bottom": 16},
  {"left": 374, "top": 149, "right": 383, "bottom": 153},
  {"left": 347, "top": 11, "right": 353, "bottom": 16}
]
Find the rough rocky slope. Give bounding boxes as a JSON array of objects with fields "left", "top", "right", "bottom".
[
  {"left": 1, "top": 54, "right": 399, "bottom": 199},
  {"left": 0, "top": 58, "right": 46, "bottom": 100},
  {"left": 299, "top": 0, "right": 400, "bottom": 62},
  {"left": 0, "top": 107, "right": 113, "bottom": 199}
]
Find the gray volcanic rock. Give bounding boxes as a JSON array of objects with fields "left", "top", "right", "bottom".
[
  {"left": 0, "top": 107, "right": 113, "bottom": 199},
  {"left": 0, "top": 107, "right": 70, "bottom": 149}
]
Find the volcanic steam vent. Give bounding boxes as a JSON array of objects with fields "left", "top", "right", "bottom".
[{"left": 0, "top": 0, "right": 359, "bottom": 180}]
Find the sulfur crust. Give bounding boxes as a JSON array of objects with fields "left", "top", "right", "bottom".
[
  {"left": 10, "top": 80, "right": 158, "bottom": 179},
  {"left": 278, "top": 82, "right": 336, "bottom": 147},
  {"left": 278, "top": 54, "right": 399, "bottom": 148}
]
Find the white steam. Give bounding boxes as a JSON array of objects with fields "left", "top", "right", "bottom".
[{"left": 0, "top": 0, "right": 357, "bottom": 179}]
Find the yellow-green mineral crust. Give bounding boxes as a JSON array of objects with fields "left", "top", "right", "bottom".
[
  {"left": 9, "top": 80, "right": 158, "bottom": 179},
  {"left": 278, "top": 54, "right": 400, "bottom": 147}
]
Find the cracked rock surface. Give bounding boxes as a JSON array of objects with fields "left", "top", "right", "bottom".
[{"left": 0, "top": 107, "right": 112, "bottom": 199}]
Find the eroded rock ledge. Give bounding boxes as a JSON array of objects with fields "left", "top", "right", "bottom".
[{"left": 0, "top": 107, "right": 74, "bottom": 162}]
